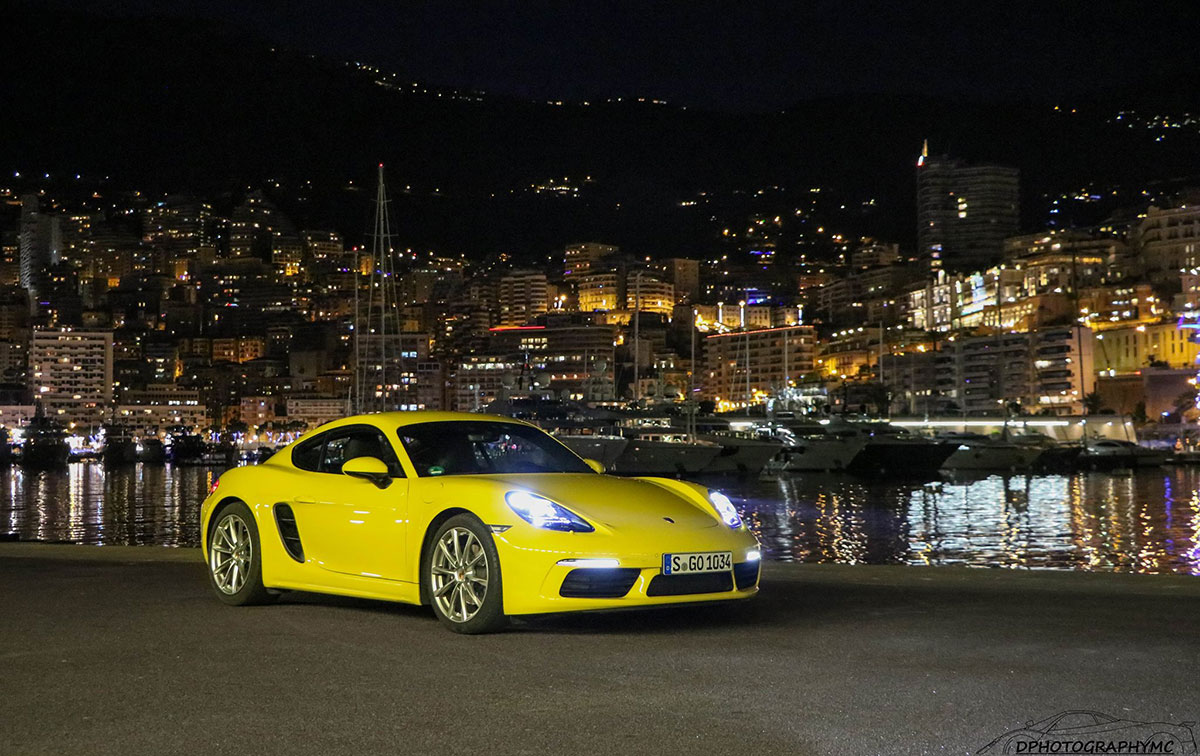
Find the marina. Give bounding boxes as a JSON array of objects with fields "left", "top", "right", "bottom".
[{"left": 4, "top": 462, "right": 1200, "bottom": 575}]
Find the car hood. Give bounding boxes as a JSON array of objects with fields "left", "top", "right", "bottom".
[{"left": 484, "top": 473, "right": 720, "bottom": 532}]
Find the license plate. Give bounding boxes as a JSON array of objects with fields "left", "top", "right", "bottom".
[{"left": 662, "top": 551, "right": 732, "bottom": 575}]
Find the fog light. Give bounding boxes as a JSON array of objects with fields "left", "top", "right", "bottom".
[
  {"left": 557, "top": 558, "right": 620, "bottom": 568},
  {"left": 745, "top": 549, "right": 761, "bottom": 562}
]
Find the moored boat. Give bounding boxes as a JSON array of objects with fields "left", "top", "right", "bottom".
[
  {"left": 696, "top": 430, "right": 783, "bottom": 476},
  {"left": 844, "top": 425, "right": 958, "bottom": 478},
  {"left": 1080, "top": 440, "right": 1169, "bottom": 470},
  {"left": 939, "top": 432, "right": 1043, "bottom": 472},
  {"left": 101, "top": 424, "right": 139, "bottom": 466},
  {"left": 608, "top": 431, "right": 722, "bottom": 476},
  {"left": 19, "top": 413, "right": 70, "bottom": 470},
  {"left": 555, "top": 432, "right": 629, "bottom": 469}
]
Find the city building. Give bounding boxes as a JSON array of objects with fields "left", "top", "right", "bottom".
[
  {"left": 116, "top": 384, "right": 207, "bottom": 433},
  {"left": 1092, "top": 322, "right": 1199, "bottom": 374},
  {"left": 19, "top": 193, "right": 58, "bottom": 299},
  {"left": 497, "top": 270, "right": 549, "bottom": 326},
  {"left": 28, "top": 328, "right": 114, "bottom": 426},
  {"left": 897, "top": 326, "right": 1096, "bottom": 415},
  {"left": 577, "top": 271, "right": 621, "bottom": 312},
  {"left": 302, "top": 230, "right": 344, "bottom": 262},
  {"left": 657, "top": 258, "right": 701, "bottom": 303},
  {"left": 286, "top": 396, "right": 351, "bottom": 429},
  {"left": 143, "top": 196, "right": 213, "bottom": 260},
  {"left": 562, "top": 242, "right": 618, "bottom": 278},
  {"left": 702, "top": 325, "right": 817, "bottom": 410},
  {"left": 917, "top": 149, "right": 1019, "bottom": 272},
  {"left": 626, "top": 272, "right": 674, "bottom": 316},
  {"left": 452, "top": 321, "right": 618, "bottom": 409},
  {"left": 1132, "top": 204, "right": 1200, "bottom": 284}
]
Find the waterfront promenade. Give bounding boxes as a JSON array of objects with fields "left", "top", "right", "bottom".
[{"left": 2, "top": 544, "right": 1197, "bottom": 755}]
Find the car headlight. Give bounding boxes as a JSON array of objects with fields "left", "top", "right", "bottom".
[
  {"left": 708, "top": 490, "right": 742, "bottom": 529},
  {"left": 505, "top": 491, "right": 595, "bottom": 532}
]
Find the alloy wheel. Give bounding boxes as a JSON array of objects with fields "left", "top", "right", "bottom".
[
  {"left": 210, "top": 513, "right": 253, "bottom": 595},
  {"left": 430, "top": 526, "right": 490, "bottom": 623}
]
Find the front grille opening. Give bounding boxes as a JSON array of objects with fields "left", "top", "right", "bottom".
[
  {"left": 274, "top": 503, "right": 304, "bottom": 563},
  {"left": 559, "top": 568, "right": 641, "bottom": 598},
  {"left": 646, "top": 571, "right": 733, "bottom": 597},
  {"left": 734, "top": 561, "right": 760, "bottom": 590}
]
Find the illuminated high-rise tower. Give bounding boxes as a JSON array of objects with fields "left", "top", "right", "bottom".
[
  {"left": 917, "top": 145, "right": 1019, "bottom": 272},
  {"left": 18, "top": 194, "right": 59, "bottom": 299}
]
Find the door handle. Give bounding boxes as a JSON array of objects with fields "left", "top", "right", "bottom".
[{"left": 295, "top": 498, "right": 319, "bottom": 505}]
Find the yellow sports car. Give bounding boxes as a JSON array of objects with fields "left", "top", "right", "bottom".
[{"left": 200, "top": 411, "right": 760, "bottom": 633}]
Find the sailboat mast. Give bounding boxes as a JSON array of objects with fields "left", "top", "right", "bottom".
[
  {"left": 632, "top": 271, "right": 642, "bottom": 402},
  {"left": 361, "top": 163, "right": 399, "bottom": 414}
]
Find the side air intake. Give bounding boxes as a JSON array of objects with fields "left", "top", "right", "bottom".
[{"left": 274, "top": 504, "right": 305, "bottom": 562}]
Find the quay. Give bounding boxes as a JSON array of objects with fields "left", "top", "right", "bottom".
[{"left": 1, "top": 544, "right": 1198, "bottom": 755}]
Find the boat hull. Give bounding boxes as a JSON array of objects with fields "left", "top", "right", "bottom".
[
  {"left": 941, "top": 444, "right": 1042, "bottom": 471},
  {"left": 609, "top": 439, "right": 721, "bottom": 476},
  {"left": 21, "top": 440, "right": 70, "bottom": 469},
  {"left": 697, "top": 435, "right": 782, "bottom": 476},
  {"left": 556, "top": 435, "right": 629, "bottom": 468},
  {"left": 770, "top": 437, "right": 867, "bottom": 472},
  {"left": 1082, "top": 448, "right": 1169, "bottom": 470},
  {"left": 845, "top": 439, "right": 958, "bottom": 478}
]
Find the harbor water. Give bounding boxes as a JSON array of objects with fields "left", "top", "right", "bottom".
[{"left": 2, "top": 465, "right": 1199, "bottom": 575}]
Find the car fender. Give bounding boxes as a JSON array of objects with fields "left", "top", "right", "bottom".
[
  {"left": 406, "top": 477, "right": 523, "bottom": 583},
  {"left": 202, "top": 465, "right": 306, "bottom": 588}
]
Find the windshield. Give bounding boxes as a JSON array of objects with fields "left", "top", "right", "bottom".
[{"left": 397, "top": 421, "right": 593, "bottom": 477}]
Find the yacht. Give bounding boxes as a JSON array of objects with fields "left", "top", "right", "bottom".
[
  {"left": 19, "top": 413, "right": 70, "bottom": 469},
  {"left": 763, "top": 423, "right": 867, "bottom": 473},
  {"left": 696, "top": 430, "right": 782, "bottom": 476},
  {"left": 1080, "top": 439, "right": 1169, "bottom": 470},
  {"left": 844, "top": 424, "right": 959, "bottom": 478},
  {"left": 690, "top": 417, "right": 784, "bottom": 476},
  {"left": 166, "top": 432, "right": 207, "bottom": 464},
  {"left": 136, "top": 438, "right": 166, "bottom": 464},
  {"left": 1008, "top": 432, "right": 1084, "bottom": 472},
  {"left": 555, "top": 431, "right": 630, "bottom": 469},
  {"left": 608, "top": 430, "right": 722, "bottom": 476},
  {"left": 939, "top": 432, "right": 1043, "bottom": 472},
  {"left": 101, "top": 424, "right": 138, "bottom": 466}
]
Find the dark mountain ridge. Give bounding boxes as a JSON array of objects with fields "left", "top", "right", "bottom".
[{"left": 2, "top": 3, "right": 1197, "bottom": 259}]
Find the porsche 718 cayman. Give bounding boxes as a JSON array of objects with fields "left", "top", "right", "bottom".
[{"left": 200, "top": 412, "right": 760, "bottom": 633}]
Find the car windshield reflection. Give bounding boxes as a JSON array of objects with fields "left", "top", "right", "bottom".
[{"left": 397, "top": 421, "right": 593, "bottom": 477}]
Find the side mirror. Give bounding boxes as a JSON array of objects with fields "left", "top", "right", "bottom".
[
  {"left": 583, "top": 458, "right": 605, "bottom": 474},
  {"left": 342, "top": 456, "right": 392, "bottom": 489}
]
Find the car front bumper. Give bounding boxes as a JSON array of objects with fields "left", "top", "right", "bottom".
[{"left": 492, "top": 527, "right": 761, "bottom": 615}]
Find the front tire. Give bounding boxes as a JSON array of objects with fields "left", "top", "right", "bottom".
[
  {"left": 207, "top": 501, "right": 274, "bottom": 606},
  {"left": 427, "top": 514, "right": 507, "bottom": 634}
]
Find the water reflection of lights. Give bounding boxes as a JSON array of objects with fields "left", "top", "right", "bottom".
[
  {"left": 1, "top": 465, "right": 210, "bottom": 548},
  {"left": 728, "top": 469, "right": 1200, "bottom": 575},
  {"left": 3, "top": 466, "right": 1200, "bottom": 574}
]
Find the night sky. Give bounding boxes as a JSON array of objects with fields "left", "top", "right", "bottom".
[{"left": 48, "top": 0, "right": 1198, "bottom": 110}]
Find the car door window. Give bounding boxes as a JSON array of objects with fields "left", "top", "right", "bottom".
[
  {"left": 320, "top": 428, "right": 403, "bottom": 476},
  {"left": 291, "top": 435, "right": 325, "bottom": 471}
]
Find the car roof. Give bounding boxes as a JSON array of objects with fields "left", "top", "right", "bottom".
[{"left": 326, "top": 411, "right": 533, "bottom": 433}]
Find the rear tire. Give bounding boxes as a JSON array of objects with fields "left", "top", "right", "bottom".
[
  {"left": 207, "top": 501, "right": 275, "bottom": 606},
  {"left": 426, "top": 514, "right": 508, "bottom": 634}
]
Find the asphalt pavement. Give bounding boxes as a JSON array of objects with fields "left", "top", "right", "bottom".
[{"left": 1, "top": 544, "right": 1198, "bottom": 756}]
